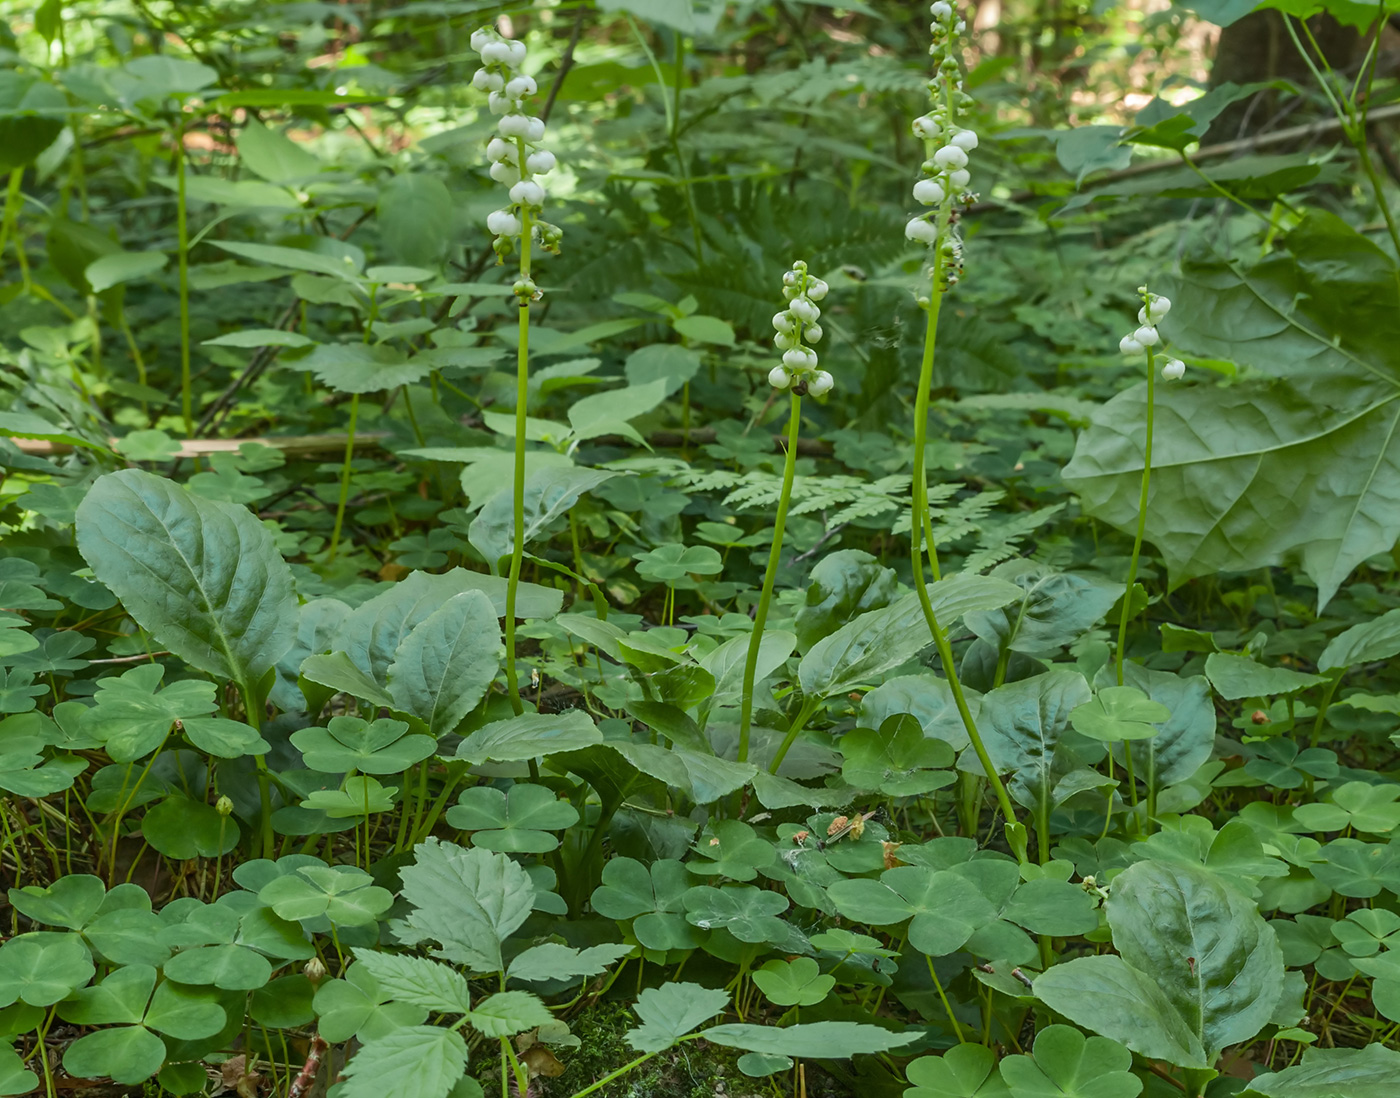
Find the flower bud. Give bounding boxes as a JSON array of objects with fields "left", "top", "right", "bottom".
[
  {"left": 783, "top": 270, "right": 800, "bottom": 287},
  {"left": 1119, "top": 335, "right": 1144, "bottom": 355},
  {"left": 1161, "top": 358, "right": 1185, "bottom": 381},
  {"left": 487, "top": 209, "right": 522, "bottom": 236},
  {"left": 772, "top": 311, "right": 795, "bottom": 334},
  {"left": 948, "top": 168, "right": 971, "bottom": 189},
  {"left": 768, "top": 365, "right": 792, "bottom": 389},
  {"left": 525, "top": 150, "right": 556, "bottom": 174},
  {"left": 950, "top": 129, "right": 978, "bottom": 151},
  {"left": 913, "top": 178, "right": 946, "bottom": 205},
  {"left": 808, "top": 370, "right": 834, "bottom": 397},
  {"left": 783, "top": 347, "right": 817, "bottom": 370},
  {"left": 304, "top": 957, "right": 328, "bottom": 986},
  {"left": 806, "top": 278, "right": 828, "bottom": 301},
  {"left": 498, "top": 114, "right": 532, "bottom": 138},
  {"left": 1133, "top": 325, "right": 1160, "bottom": 346},
  {"left": 906, "top": 218, "right": 939, "bottom": 244},
  {"left": 216, "top": 795, "right": 234, "bottom": 817},
  {"left": 505, "top": 75, "right": 536, "bottom": 98},
  {"left": 774, "top": 331, "right": 797, "bottom": 350},
  {"left": 510, "top": 179, "right": 545, "bottom": 206},
  {"left": 480, "top": 41, "right": 512, "bottom": 65},
  {"left": 789, "top": 297, "right": 820, "bottom": 324},
  {"left": 805, "top": 323, "right": 823, "bottom": 343},
  {"left": 472, "top": 69, "right": 504, "bottom": 92},
  {"left": 933, "top": 145, "right": 969, "bottom": 170}
]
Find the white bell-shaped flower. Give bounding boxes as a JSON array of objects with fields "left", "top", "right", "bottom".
[
  {"left": 525, "top": 150, "right": 556, "bottom": 174},
  {"left": 933, "top": 145, "right": 969, "bottom": 170},
  {"left": 525, "top": 117, "right": 546, "bottom": 142},
  {"left": 912, "top": 115, "right": 939, "bottom": 140},
  {"left": 769, "top": 365, "right": 792, "bottom": 389},
  {"left": 783, "top": 346, "right": 817, "bottom": 370},
  {"left": 950, "top": 129, "right": 978, "bottom": 150},
  {"left": 505, "top": 75, "right": 537, "bottom": 98},
  {"left": 806, "top": 278, "right": 829, "bottom": 301},
  {"left": 470, "top": 28, "right": 494, "bottom": 52},
  {"left": 510, "top": 179, "right": 546, "bottom": 207},
  {"left": 789, "top": 297, "right": 820, "bottom": 324},
  {"left": 473, "top": 69, "right": 504, "bottom": 92},
  {"left": 480, "top": 40, "right": 512, "bottom": 65},
  {"left": 805, "top": 323, "right": 823, "bottom": 343},
  {"left": 808, "top": 370, "right": 834, "bottom": 397},
  {"left": 948, "top": 168, "right": 971, "bottom": 189},
  {"left": 774, "top": 331, "right": 797, "bottom": 351},
  {"left": 489, "top": 161, "right": 521, "bottom": 185},
  {"left": 906, "top": 218, "right": 939, "bottom": 244},
  {"left": 913, "top": 178, "right": 946, "bottom": 205},
  {"left": 1161, "top": 359, "right": 1185, "bottom": 380},
  {"left": 1119, "top": 334, "right": 1144, "bottom": 355},
  {"left": 487, "top": 138, "right": 517, "bottom": 163},
  {"left": 503, "top": 39, "right": 527, "bottom": 67},
  {"left": 1133, "top": 325, "right": 1160, "bottom": 347},
  {"left": 772, "top": 311, "right": 796, "bottom": 334},
  {"left": 487, "top": 209, "right": 522, "bottom": 236},
  {"left": 498, "top": 114, "right": 533, "bottom": 138}
]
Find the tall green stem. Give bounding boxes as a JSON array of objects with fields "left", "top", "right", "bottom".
[
  {"left": 504, "top": 206, "right": 534, "bottom": 716},
  {"left": 175, "top": 116, "right": 193, "bottom": 437},
  {"left": 1114, "top": 346, "right": 1156, "bottom": 686},
  {"left": 910, "top": 259, "right": 1024, "bottom": 863},
  {"left": 738, "top": 392, "right": 802, "bottom": 763},
  {"left": 326, "top": 394, "right": 359, "bottom": 561}
]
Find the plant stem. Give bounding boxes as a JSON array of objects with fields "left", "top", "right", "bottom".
[
  {"left": 738, "top": 392, "right": 802, "bottom": 763},
  {"left": 910, "top": 259, "right": 1024, "bottom": 862},
  {"left": 1115, "top": 346, "right": 1156, "bottom": 686},
  {"left": 326, "top": 393, "right": 359, "bottom": 561},
  {"left": 769, "top": 695, "right": 820, "bottom": 775},
  {"left": 505, "top": 206, "right": 534, "bottom": 716},
  {"left": 175, "top": 114, "right": 193, "bottom": 437}
]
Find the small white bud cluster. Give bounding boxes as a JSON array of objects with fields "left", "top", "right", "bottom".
[
  {"left": 1118, "top": 290, "right": 1184, "bottom": 379},
  {"left": 905, "top": 2, "right": 975, "bottom": 289},
  {"left": 471, "top": 26, "right": 562, "bottom": 265},
  {"left": 769, "top": 261, "right": 832, "bottom": 397}
]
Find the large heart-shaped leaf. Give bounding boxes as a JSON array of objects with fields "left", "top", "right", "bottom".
[
  {"left": 1064, "top": 213, "right": 1400, "bottom": 609},
  {"left": 76, "top": 470, "right": 296, "bottom": 687}
]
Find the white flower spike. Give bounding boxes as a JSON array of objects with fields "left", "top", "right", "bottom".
[
  {"left": 471, "top": 25, "right": 562, "bottom": 264},
  {"left": 770, "top": 260, "right": 830, "bottom": 394}
]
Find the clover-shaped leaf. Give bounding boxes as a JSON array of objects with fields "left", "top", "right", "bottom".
[
  {"left": 1294, "top": 782, "right": 1400, "bottom": 835},
  {"left": 445, "top": 782, "right": 579, "bottom": 853},
  {"left": 303, "top": 775, "right": 398, "bottom": 818},
  {"left": 688, "top": 820, "right": 776, "bottom": 882},
  {"left": 291, "top": 716, "right": 436, "bottom": 775},
  {"left": 999, "top": 1025, "right": 1141, "bottom": 1098},
  {"left": 839, "top": 714, "right": 955, "bottom": 796},
  {"left": 682, "top": 885, "right": 790, "bottom": 944},
  {"left": 634, "top": 543, "right": 723, "bottom": 588},
  {"left": 0, "top": 932, "right": 94, "bottom": 1007},
  {"left": 827, "top": 866, "right": 996, "bottom": 957},
  {"left": 1070, "top": 686, "right": 1171, "bottom": 742},
  {"left": 1309, "top": 839, "right": 1400, "bottom": 898},
  {"left": 312, "top": 964, "right": 429, "bottom": 1043},
  {"left": 1332, "top": 909, "right": 1400, "bottom": 957},
  {"left": 258, "top": 865, "right": 393, "bottom": 928},
  {"left": 906, "top": 1044, "right": 1007, "bottom": 1097},
  {"left": 1241, "top": 740, "right": 1338, "bottom": 789},
  {"left": 0, "top": 1047, "right": 37, "bottom": 1097},
  {"left": 591, "top": 857, "right": 701, "bottom": 952},
  {"left": 78, "top": 664, "right": 216, "bottom": 762},
  {"left": 752, "top": 957, "right": 834, "bottom": 1007}
]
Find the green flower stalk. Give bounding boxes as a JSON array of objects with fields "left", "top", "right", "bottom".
[
  {"left": 470, "top": 25, "right": 564, "bottom": 715},
  {"left": 905, "top": 1, "right": 1027, "bottom": 863},
  {"left": 737, "top": 260, "right": 831, "bottom": 766}
]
